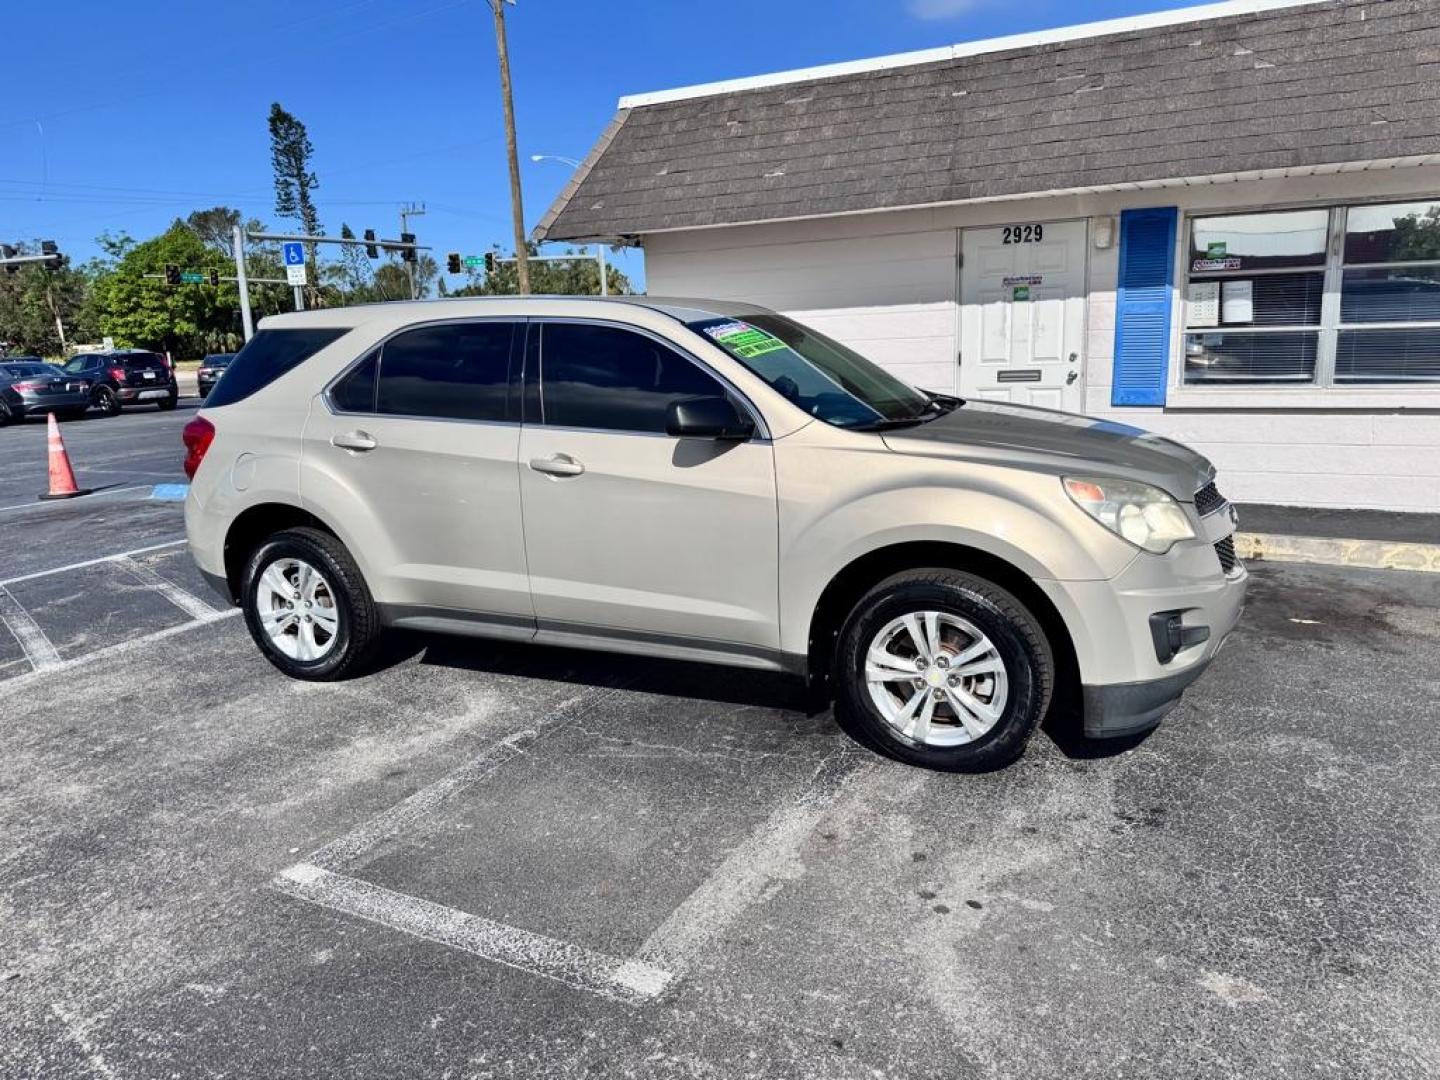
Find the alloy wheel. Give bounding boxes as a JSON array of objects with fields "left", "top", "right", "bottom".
[
  {"left": 255, "top": 557, "right": 340, "bottom": 662},
  {"left": 863, "top": 610, "right": 1009, "bottom": 747}
]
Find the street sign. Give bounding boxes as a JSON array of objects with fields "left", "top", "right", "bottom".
[
  {"left": 463, "top": 255, "right": 484, "bottom": 268},
  {"left": 180, "top": 271, "right": 206, "bottom": 284},
  {"left": 282, "top": 241, "right": 307, "bottom": 286}
]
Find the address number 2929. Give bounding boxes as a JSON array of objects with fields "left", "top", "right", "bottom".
[{"left": 1001, "top": 224, "right": 1044, "bottom": 244}]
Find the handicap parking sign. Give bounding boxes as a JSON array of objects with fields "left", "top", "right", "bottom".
[{"left": 282, "top": 242, "right": 305, "bottom": 266}]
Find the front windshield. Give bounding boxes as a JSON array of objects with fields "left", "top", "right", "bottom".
[{"left": 688, "top": 312, "right": 937, "bottom": 428}]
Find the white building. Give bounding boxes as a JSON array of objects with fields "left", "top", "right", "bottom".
[{"left": 536, "top": 0, "right": 1440, "bottom": 513}]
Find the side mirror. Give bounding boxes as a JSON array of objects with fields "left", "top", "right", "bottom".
[{"left": 666, "top": 395, "right": 755, "bottom": 441}]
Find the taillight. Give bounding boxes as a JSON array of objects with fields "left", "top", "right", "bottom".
[
  {"left": 182, "top": 416, "right": 215, "bottom": 480},
  {"left": 11, "top": 380, "right": 43, "bottom": 391},
  {"left": 108, "top": 367, "right": 125, "bottom": 381}
]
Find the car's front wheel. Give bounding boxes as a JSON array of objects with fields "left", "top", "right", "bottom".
[
  {"left": 835, "top": 569, "right": 1053, "bottom": 772},
  {"left": 241, "top": 527, "right": 381, "bottom": 680}
]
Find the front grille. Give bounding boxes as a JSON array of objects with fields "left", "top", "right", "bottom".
[
  {"left": 1214, "top": 534, "right": 1239, "bottom": 575},
  {"left": 1195, "top": 480, "right": 1227, "bottom": 517}
]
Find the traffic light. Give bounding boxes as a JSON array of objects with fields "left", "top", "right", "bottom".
[
  {"left": 363, "top": 229, "right": 378, "bottom": 259},
  {"left": 446, "top": 252, "right": 462, "bottom": 275},
  {"left": 209, "top": 269, "right": 220, "bottom": 287},
  {"left": 1, "top": 245, "right": 16, "bottom": 275},
  {"left": 399, "top": 232, "right": 417, "bottom": 264},
  {"left": 40, "top": 240, "right": 59, "bottom": 265},
  {"left": 484, "top": 251, "right": 497, "bottom": 275},
  {"left": 164, "top": 264, "right": 181, "bottom": 286}
]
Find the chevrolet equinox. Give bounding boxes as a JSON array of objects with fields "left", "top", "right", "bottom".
[{"left": 184, "top": 297, "right": 1246, "bottom": 772}]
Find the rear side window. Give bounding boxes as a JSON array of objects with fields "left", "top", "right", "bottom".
[
  {"left": 375, "top": 322, "right": 515, "bottom": 421},
  {"left": 539, "top": 323, "right": 724, "bottom": 433},
  {"left": 205, "top": 328, "right": 348, "bottom": 408},
  {"left": 330, "top": 350, "right": 378, "bottom": 412}
]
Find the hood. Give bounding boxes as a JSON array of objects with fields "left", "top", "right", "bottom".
[{"left": 881, "top": 400, "right": 1214, "bottom": 501}]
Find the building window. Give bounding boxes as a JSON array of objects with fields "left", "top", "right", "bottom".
[{"left": 1181, "top": 201, "right": 1440, "bottom": 388}]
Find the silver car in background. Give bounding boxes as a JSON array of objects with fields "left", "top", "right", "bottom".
[{"left": 183, "top": 297, "right": 1246, "bottom": 772}]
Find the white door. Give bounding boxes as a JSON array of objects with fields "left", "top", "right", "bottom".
[{"left": 959, "top": 220, "right": 1088, "bottom": 411}]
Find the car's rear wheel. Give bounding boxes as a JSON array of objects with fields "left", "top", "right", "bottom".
[
  {"left": 93, "top": 386, "right": 121, "bottom": 416},
  {"left": 241, "top": 527, "right": 381, "bottom": 680},
  {"left": 835, "top": 569, "right": 1053, "bottom": 772},
  {"left": 0, "top": 399, "right": 12, "bottom": 426}
]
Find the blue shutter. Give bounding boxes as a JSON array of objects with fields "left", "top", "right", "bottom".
[{"left": 1112, "top": 207, "right": 1178, "bottom": 406}]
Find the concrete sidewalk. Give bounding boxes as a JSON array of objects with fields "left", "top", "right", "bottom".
[{"left": 1235, "top": 503, "right": 1440, "bottom": 573}]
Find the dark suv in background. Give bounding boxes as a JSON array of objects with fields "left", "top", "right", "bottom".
[
  {"left": 197, "top": 353, "right": 236, "bottom": 397},
  {"left": 63, "top": 351, "right": 178, "bottom": 415}
]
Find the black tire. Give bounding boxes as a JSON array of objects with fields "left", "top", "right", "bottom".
[
  {"left": 241, "top": 526, "right": 382, "bottom": 680},
  {"left": 93, "top": 386, "right": 121, "bottom": 416},
  {"left": 0, "top": 400, "right": 11, "bottom": 427},
  {"left": 157, "top": 392, "right": 178, "bottom": 411},
  {"left": 834, "top": 569, "right": 1054, "bottom": 773}
]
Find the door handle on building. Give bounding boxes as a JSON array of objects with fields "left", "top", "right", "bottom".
[
  {"left": 529, "top": 454, "right": 585, "bottom": 478},
  {"left": 1066, "top": 371, "right": 1079, "bottom": 385},
  {"left": 332, "top": 430, "right": 378, "bottom": 452}
]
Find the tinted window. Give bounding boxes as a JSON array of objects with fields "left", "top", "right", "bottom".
[
  {"left": 540, "top": 323, "right": 725, "bottom": 433},
  {"left": 202, "top": 354, "right": 235, "bottom": 367},
  {"left": 63, "top": 356, "right": 104, "bottom": 373},
  {"left": 205, "top": 328, "right": 348, "bottom": 408},
  {"left": 331, "top": 350, "right": 378, "bottom": 412},
  {"left": 123, "top": 352, "right": 168, "bottom": 369},
  {"left": 375, "top": 322, "right": 514, "bottom": 421}
]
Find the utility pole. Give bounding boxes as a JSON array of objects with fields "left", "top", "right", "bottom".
[
  {"left": 232, "top": 225, "right": 255, "bottom": 340},
  {"left": 399, "top": 202, "right": 426, "bottom": 300},
  {"left": 490, "top": 0, "right": 530, "bottom": 294}
]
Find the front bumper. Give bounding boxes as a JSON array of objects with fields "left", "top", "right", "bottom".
[{"left": 1040, "top": 528, "right": 1248, "bottom": 739}]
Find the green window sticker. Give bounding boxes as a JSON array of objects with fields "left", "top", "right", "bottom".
[
  {"left": 1012, "top": 285, "right": 1031, "bottom": 301},
  {"left": 702, "top": 321, "right": 790, "bottom": 359}
]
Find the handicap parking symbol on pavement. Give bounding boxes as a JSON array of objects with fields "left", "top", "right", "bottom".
[{"left": 282, "top": 242, "right": 305, "bottom": 266}]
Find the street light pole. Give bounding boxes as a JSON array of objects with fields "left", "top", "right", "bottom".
[
  {"left": 490, "top": 0, "right": 530, "bottom": 295},
  {"left": 232, "top": 225, "right": 255, "bottom": 341}
]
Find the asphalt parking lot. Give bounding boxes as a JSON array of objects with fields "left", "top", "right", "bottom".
[{"left": 1, "top": 406, "right": 1437, "bottom": 1079}]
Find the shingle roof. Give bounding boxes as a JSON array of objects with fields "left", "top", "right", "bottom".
[{"left": 535, "top": 0, "right": 1440, "bottom": 241}]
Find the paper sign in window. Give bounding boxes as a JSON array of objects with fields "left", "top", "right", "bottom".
[{"left": 1222, "top": 280, "right": 1255, "bottom": 324}]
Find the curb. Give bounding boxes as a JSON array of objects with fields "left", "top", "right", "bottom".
[{"left": 1235, "top": 532, "right": 1440, "bottom": 574}]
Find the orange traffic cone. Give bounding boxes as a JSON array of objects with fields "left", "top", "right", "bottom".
[{"left": 38, "top": 413, "right": 91, "bottom": 501}]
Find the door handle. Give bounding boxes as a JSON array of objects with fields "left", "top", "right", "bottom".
[
  {"left": 332, "top": 430, "right": 378, "bottom": 452},
  {"left": 529, "top": 454, "right": 585, "bottom": 478},
  {"left": 1066, "top": 371, "right": 1079, "bottom": 385}
]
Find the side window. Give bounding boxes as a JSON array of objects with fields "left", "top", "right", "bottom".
[
  {"left": 376, "top": 322, "right": 515, "bottom": 421},
  {"left": 539, "top": 323, "right": 726, "bottom": 433},
  {"left": 330, "top": 350, "right": 378, "bottom": 412}
]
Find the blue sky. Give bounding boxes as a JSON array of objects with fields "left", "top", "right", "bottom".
[{"left": 4, "top": 0, "right": 1194, "bottom": 290}]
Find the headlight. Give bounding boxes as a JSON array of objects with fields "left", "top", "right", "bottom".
[{"left": 1063, "top": 476, "right": 1195, "bottom": 554}]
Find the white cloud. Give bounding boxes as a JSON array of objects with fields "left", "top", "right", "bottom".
[{"left": 907, "top": 0, "right": 984, "bottom": 18}]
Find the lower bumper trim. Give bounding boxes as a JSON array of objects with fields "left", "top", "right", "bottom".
[{"left": 1082, "top": 659, "right": 1213, "bottom": 739}]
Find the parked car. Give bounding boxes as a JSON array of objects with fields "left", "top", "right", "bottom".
[
  {"left": 196, "top": 353, "right": 236, "bottom": 397},
  {"left": 0, "top": 359, "right": 93, "bottom": 425},
  {"left": 63, "top": 350, "right": 178, "bottom": 414},
  {"left": 184, "top": 297, "right": 1246, "bottom": 772}
]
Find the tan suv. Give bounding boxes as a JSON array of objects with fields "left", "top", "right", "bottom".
[{"left": 183, "top": 297, "right": 1246, "bottom": 771}]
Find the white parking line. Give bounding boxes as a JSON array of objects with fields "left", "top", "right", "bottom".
[
  {"left": 0, "top": 584, "right": 62, "bottom": 671},
  {"left": 0, "top": 538, "right": 186, "bottom": 587},
  {"left": 276, "top": 863, "right": 673, "bottom": 1005},
  {"left": 0, "top": 607, "right": 240, "bottom": 691},
  {"left": 276, "top": 685, "right": 868, "bottom": 1005},
  {"left": 0, "top": 484, "right": 151, "bottom": 516},
  {"left": 115, "top": 555, "right": 218, "bottom": 620}
]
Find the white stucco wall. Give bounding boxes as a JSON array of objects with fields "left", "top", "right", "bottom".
[{"left": 644, "top": 166, "right": 1440, "bottom": 512}]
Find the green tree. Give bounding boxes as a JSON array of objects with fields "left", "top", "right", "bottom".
[
  {"left": 452, "top": 244, "right": 632, "bottom": 297},
  {"left": 0, "top": 248, "right": 95, "bottom": 358},
  {"left": 186, "top": 206, "right": 244, "bottom": 256},
  {"left": 268, "top": 102, "right": 323, "bottom": 301},
  {"left": 90, "top": 221, "right": 241, "bottom": 357}
]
